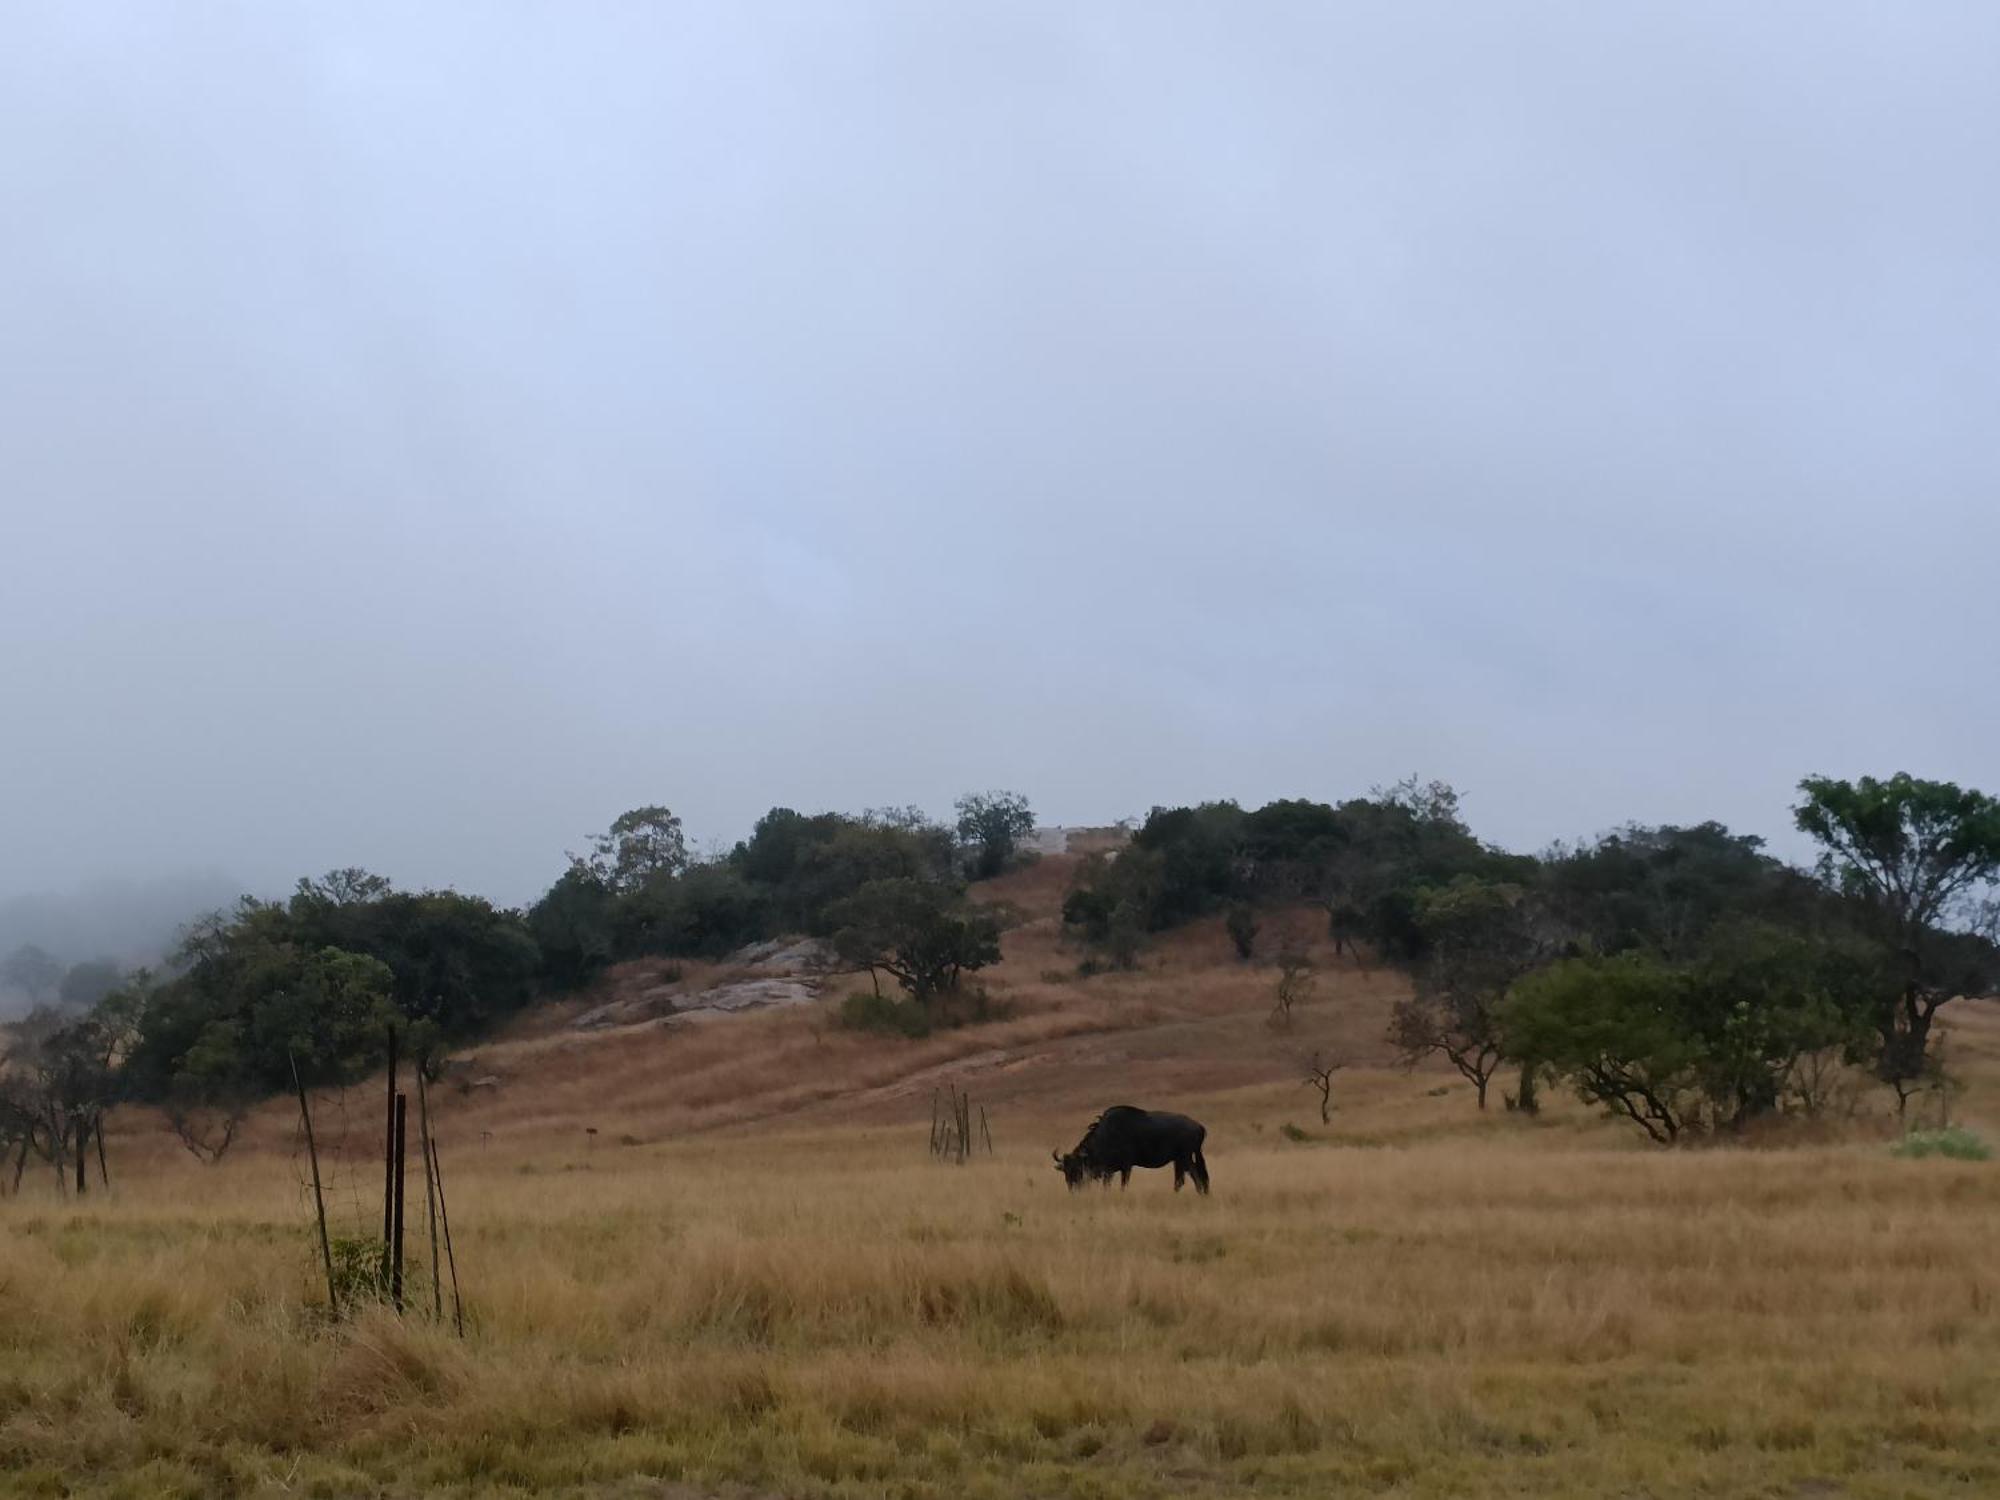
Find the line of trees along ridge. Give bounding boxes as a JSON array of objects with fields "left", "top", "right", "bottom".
[
  {"left": 5, "top": 774, "right": 1995, "bottom": 1164},
  {"left": 3, "top": 793, "right": 1036, "bottom": 1164},
  {"left": 1059, "top": 774, "right": 2000, "bottom": 1139}
]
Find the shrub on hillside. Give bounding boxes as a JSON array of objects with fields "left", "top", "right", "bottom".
[
  {"left": 837, "top": 990, "right": 933, "bottom": 1038},
  {"left": 1225, "top": 902, "right": 1259, "bottom": 961}
]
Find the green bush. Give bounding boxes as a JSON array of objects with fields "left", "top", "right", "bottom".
[
  {"left": 327, "top": 1235, "right": 389, "bottom": 1307},
  {"left": 1891, "top": 1127, "right": 1991, "bottom": 1161},
  {"left": 836, "top": 990, "right": 932, "bottom": 1038}
]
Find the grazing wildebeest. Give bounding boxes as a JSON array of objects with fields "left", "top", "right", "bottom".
[{"left": 1053, "top": 1105, "right": 1210, "bottom": 1194}]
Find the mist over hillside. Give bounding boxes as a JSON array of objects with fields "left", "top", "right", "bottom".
[{"left": 0, "top": 870, "right": 247, "bottom": 1013}]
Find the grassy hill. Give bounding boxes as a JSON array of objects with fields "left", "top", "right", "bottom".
[{"left": 7, "top": 854, "right": 2000, "bottom": 1498}]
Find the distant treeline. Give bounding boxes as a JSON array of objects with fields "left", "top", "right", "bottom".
[
  {"left": 0, "top": 793, "right": 1035, "bottom": 1165},
  {"left": 1063, "top": 775, "right": 2000, "bottom": 1137},
  {"left": 3, "top": 775, "right": 1996, "bottom": 1162}
]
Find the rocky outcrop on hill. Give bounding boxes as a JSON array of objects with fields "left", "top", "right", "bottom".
[{"left": 570, "top": 937, "right": 836, "bottom": 1031}]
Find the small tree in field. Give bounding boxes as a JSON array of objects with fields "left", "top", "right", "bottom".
[
  {"left": 1301, "top": 1050, "right": 1342, "bottom": 1124},
  {"left": 1388, "top": 879, "right": 1536, "bottom": 1109}
]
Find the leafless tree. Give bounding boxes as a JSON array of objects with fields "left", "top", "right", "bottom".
[
  {"left": 166, "top": 1095, "right": 246, "bottom": 1165},
  {"left": 1389, "top": 992, "right": 1505, "bottom": 1109},
  {"left": 1301, "top": 1050, "right": 1343, "bottom": 1124}
]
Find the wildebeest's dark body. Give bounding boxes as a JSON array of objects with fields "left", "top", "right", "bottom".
[{"left": 1054, "top": 1105, "right": 1210, "bottom": 1194}]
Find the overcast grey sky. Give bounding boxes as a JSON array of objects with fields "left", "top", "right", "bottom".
[{"left": 3, "top": 3, "right": 1996, "bottom": 911}]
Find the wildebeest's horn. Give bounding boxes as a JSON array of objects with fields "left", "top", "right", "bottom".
[{"left": 1051, "top": 1149, "right": 1061, "bottom": 1164}]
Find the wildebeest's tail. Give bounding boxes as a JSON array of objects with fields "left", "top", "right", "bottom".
[{"left": 1191, "top": 1131, "right": 1211, "bottom": 1195}]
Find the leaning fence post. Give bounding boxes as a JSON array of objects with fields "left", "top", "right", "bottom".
[
  {"left": 422, "top": 1071, "right": 465, "bottom": 1338},
  {"left": 291, "top": 1051, "right": 338, "bottom": 1318},
  {"left": 418, "top": 1069, "right": 442, "bottom": 1322}
]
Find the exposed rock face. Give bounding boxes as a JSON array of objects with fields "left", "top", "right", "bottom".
[
  {"left": 672, "top": 976, "right": 818, "bottom": 1022},
  {"left": 569, "top": 938, "right": 836, "bottom": 1031},
  {"left": 724, "top": 937, "right": 835, "bottom": 974},
  {"left": 571, "top": 994, "right": 672, "bottom": 1030}
]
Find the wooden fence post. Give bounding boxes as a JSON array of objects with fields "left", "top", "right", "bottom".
[
  {"left": 390, "top": 1094, "right": 407, "bottom": 1313},
  {"left": 418, "top": 1071, "right": 442, "bottom": 1322},
  {"left": 426, "top": 1076, "right": 465, "bottom": 1338},
  {"left": 382, "top": 1028, "right": 398, "bottom": 1279},
  {"left": 291, "top": 1051, "right": 338, "bottom": 1318}
]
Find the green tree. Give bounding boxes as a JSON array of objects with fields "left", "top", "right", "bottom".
[
  {"left": 614, "top": 864, "right": 769, "bottom": 959},
  {"left": 1794, "top": 773, "right": 2000, "bottom": 1102},
  {"left": 1389, "top": 879, "right": 1538, "bottom": 1108},
  {"left": 1129, "top": 802, "right": 1248, "bottom": 927},
  {"left": 246, "top": 947, "right": 400, "bottom": 1087},
  {"left": 1538, "top": 822, "right": 1812, "bottom": 960},
  {"left": 826, "top": 879, "right": 1000, "bottom": 1004},
  {"left": 1502, "top": 954, "right": 1705, "bottom": 1143},
  {"left": 1502, "top": 931, "right": 1885, "bottom": 1142},
  {"left": 955, "top": 790, "right": 1037, "bottom": 879},
  {"left": 1683, "top": 922, "right": 1879, "bottom": 1123},
  {"left": 287, "top": 876, "right": 541, "bottom": 1034},
  {"left": 527, "top": 864, "right": 616, "bottom": 990},
  {"left": 589, "top": 806, "right": 690, "bottom": 893}
]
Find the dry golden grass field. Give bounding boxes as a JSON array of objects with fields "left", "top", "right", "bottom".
[{"left": 5, "top": 859, "right": 1999, "bottom": 1499}]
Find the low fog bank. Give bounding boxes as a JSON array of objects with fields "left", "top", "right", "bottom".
[{"left": 0, "top": 871, "right": 248, "bottom": 1017}]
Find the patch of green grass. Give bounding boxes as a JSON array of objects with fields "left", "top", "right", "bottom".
[
  {"left": 1892, "top": 1127, "right": 1991, "bottom": 1161},
  {"left": 835, "top": 990, "right": 932, "bottom": 1038}
]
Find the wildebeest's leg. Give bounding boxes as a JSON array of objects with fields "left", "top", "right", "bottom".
[
  {"left": 1120, "top": 1168, "right": 1131, "bottom": 1188},
  {"left": 1173, "top": 1159, "right": 1186, "bottom": 1191}
]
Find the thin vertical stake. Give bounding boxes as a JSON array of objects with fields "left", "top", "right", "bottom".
[
  {"left": 428, "top": 1083, "right": 465, "bottom": 1337},
  {"left": 382, "top": 1028, "right": 398, "bottom": 1275},
  {"left": 291, "top": 1051, "right": 338, "bottom": 1318},
  {"left": 391, "top": 1093, "right": 407, "bottom": 1313},
  {"left": 418, "top": 1070, "right": 442, "bottom": 1321}
]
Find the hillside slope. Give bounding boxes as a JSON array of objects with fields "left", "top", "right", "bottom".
[
  {"left": 376, "top": 854, "right": 1411, "bottom": 1149},
  {"left": 101, "top": 856, "right": 1420, "bottom": 1170},
  {"left": 106, "top": 851, "right": 2000, "bottom": 1173}
]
